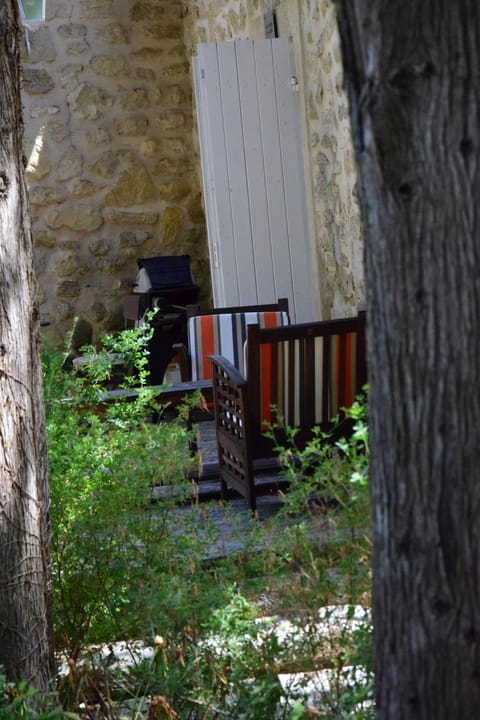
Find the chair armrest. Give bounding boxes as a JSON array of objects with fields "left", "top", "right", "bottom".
[
  {"left": 208, "top": 353, "right": 255, "bottom": 507},
  {"left": 172, "top": 342, "right": 190, "bottom": 381},
  {"left": 208, "top": 354, "right": 247, "bottom": 387}
]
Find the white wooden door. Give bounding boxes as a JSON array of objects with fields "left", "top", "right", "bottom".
[{"left": 193, "top": 39, "right": 316, "bottom": 322}]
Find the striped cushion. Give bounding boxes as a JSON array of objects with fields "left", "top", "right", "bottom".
[
  {"left": 259, "top": 330, "right": 359, "bottom": 428},
  {"left": 188, "top": 311, "right": 289, "bottom": 381}
]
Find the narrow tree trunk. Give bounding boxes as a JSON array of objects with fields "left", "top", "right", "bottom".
[
  {"left": 0, "top": 0, "right": 53, "bottom": 689},
  {"left": 336, "top": 2, "right": 480, "bottom": 718}
]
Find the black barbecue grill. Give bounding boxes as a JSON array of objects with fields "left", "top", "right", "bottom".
[
  {"left": 135, "top": 255, "right": 199, "bottom": 314},
  {"left": 129, "top": 255, "right": 200, "bottom": 384}
]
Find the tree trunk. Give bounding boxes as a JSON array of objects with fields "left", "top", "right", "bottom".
[
  {"left": 0, "top": 0, "right": 53, "bottom": 689},
  {"left": 336, "top": 2, "right": 480, "bottom": 718}
]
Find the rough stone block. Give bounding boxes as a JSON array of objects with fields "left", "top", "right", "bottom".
[
  {"left": 89, "top": 150, "right": 135, "bottom": 178},
  {"left": 57, "top": 24, "right": 87, "bottom": 39},
  {"left": 67, "top": 41, "right": 90, "bottom": 57},
  {"left": 33, "top": 231, "right": 57, "bottom": 248},
  {"left": 160, "top": 206, "right": 183, "bottom": 241},
  {"left": 43, "top": 122, "right": 69, "bottom": 143},
  {"left": 152, "top": 157, "right": 187, "bottom": 176},
  {"left": 57, "top": 281, "right": 81, "bottom": 299},
  {"left": 29, "top": 186, "right": 63, "bottom": 206},
  {"left": 46, "top": 0, "right": 72, "bottom": 20},
  {"left": 89, "top": 238, "right": 112, "bottom": 257},
  {"left": 143, "top": 23, "right": 182, "bottom": 40},
  {"left": 95, "top": 255, "right": 129, "bottom": 273},
  {"left": 24, "top": 27, "right": 57, "bottom": 64},
  {"left": 116, "top": 117, "right": 149, "bottom": 136},
  {"left": 161, "top": 43, "right": 189, "bottom": 59},
  {"left": 164, "top": 84, "right": 187, "bottom": 105},
  {"left": 120, "top": 88, "right": 150, "bottom": 110},
  {"left": 87, "top": 301, "right": 108, "bottom": 322},
  {"left": 104, "top": 165, "right": 156, "bottom": 207},
  {"left": 187, "top": 194, "right": 205, "bottom": 223},
  {"left": 57, "top": 302, "right": 75, "bottom": 321},
  {"left": 60, "top": 64, "right": 84, "bottom": 90},
  {"left": 56, "top": 255, "right": 90, "bottom": 277},
  {"left": 30, "top": 104, "right": 61, "bottom": 118},
  {"left": 104, "top": 210, "right": 158, "bottom": 226},
  {"left": 160, "top": 62, "right": 189, "bottom": 78},
  {"left": 158, "top": 180, "right": 190, "bottom": 201},
  {"left": 98, "top": 23, "right": 129, "bottom": 45},
  {"left": 22, "top": 69, "right": 55, "bottom": 95},
  {"left": 156, "top": 110, "right": 185, "bottom": 132},
  {"left": 119, "top": 231, "right": 152, "bottom": 248},
  {"left": 139, "top": 138, "right": 161, "bottom": 159},
  {"left": 46, "top": 205, "right": 103, "bottom": 232},
  {"left": 162, "top": 137, "right": 188, "bottom": 155},
  {"left": 90, "top": 55, "right": 130, "bottom": 80},
  {"left": 87, "top": 128, "right": 111, "bottom": 146},
  {"left": 57, "top": 149, "right": 83, "bottom": 181},
  {"left": 68, "top": 83, "right": 115, "bottom": 121},
  {"left": 131, "top": 1, "right": 182, "bottom": 22},
  {"left": 79, "top": 0, "right": 113, "bottom": 19},
  {"left": 131, "top": 47, "right": 164, "bottom": 62},
  {"left": 70, "top": 179, "right": 102, "bottom": 199},
  {"left": 135, "top": 67, "right": 156, "bottom": 82}
]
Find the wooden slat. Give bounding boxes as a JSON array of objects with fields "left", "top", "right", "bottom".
[
  {"left": 246, "top": 323, "right": 261, "bottom": 438},
  {"left": 272, "top": 40, "right": 315, "bottom": 322},
  {"left": 287, "top": 337, "right": 295, "bottom": 425},
  {"left": 217, "top": 43, "right": 257, "bottom": 303},
  {"left": 254, "top": 39, "right": 295, "bottom": 315},
  {"left": 195, "top": 45, "right": 239, "bottom": 305},
  {"left": 356, "top": 311, "right": 367, "bottom": 391},
  {"left": 303, "top": 334, "right": 316, "bottom": 427},
  {"left": 236, "top": 39, "right": 276, "bottom": 303},
  {"left": 338, "top": 333, "right": 347, "bottom": 408}
]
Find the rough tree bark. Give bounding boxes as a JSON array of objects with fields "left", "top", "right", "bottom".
[
  {"left": 336, "top": 2, "right": 480, "bottom": 718},
  {"left": 338, "top": 0, "right": 480, "bottom": 720},
  {"left": 0, "top": 0, "right": 53, "bottom": 689}
]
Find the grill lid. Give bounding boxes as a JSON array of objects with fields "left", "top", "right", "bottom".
[{"left": 135, "top": 255, "right": 198, "bottom": 294}]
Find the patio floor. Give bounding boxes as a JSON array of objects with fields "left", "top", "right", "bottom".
[
  {"left": 150, "top": 421, "right": 336, "bottom": 561},
  {"left": 151, "top": 419, "right": 288, "bottom": 509}
]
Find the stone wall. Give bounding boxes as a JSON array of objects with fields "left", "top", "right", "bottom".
[
  {"left": 22, "top": 0, "right": 208, "bottom": 347},
  {"left": 22, "top": 0, "right": 364, "bottom": 348},
  {"left": 182, "top": 0, "right": 364, "bottom": 318}
]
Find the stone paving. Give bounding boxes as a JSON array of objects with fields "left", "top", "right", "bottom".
[{"left": 150, "top": 420, "right": 330, "bottom": 560}]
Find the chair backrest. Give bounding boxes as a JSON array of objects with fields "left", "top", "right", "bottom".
[
  {"left": 187, "top": 299, "right": 290, "bottom": 381},
  {"left": 245, "top": 312, "right": 367, "bottom": 437}
]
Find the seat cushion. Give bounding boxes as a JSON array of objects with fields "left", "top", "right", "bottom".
[
  {"left": 188, "top": 311, "right": 289, "bottom": 381},
  {"left": 260, "top": 330, "right": 360, "bottom": 428}
]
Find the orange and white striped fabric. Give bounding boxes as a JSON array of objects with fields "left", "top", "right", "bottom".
[
  {"left": 259, "top": 330, "right": 359, "bottom": 428},
  {"left": 188, "top": 311, "right": 289, "bottom": 381}
]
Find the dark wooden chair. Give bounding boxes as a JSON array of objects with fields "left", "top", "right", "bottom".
[{"left": 208, "top": 312, "right": 367, "bottom": 511}]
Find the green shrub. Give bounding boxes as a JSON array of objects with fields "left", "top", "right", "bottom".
[
  {"left": 44, "top": 327, "right": 211, "bottom": 649},
  {"left": 0, "top": 669, "right": 73, "bottom": 719},
  {"left": 43, "top": 324, "right": 373, "bottom": 717}
]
